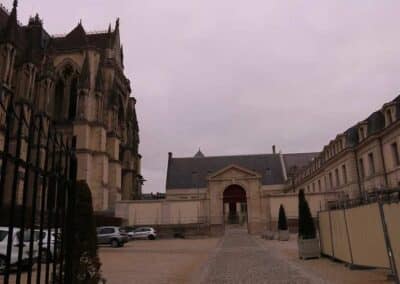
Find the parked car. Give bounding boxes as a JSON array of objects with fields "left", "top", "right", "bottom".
[
  {"left": 128, "top": 227, "right": 157, "bottom": 240},
  {"left": 0, "top": 227, "right": 39, "bottom": 272},
  {"left": 96, "top": 226, "right": 128, "bottom": 247},
  {"left": 36, "top": 229, "right": 60, "bottom": 262}
]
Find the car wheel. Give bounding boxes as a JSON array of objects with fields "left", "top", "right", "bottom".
[
  {"left": 0, "top": 256, "right": 6, "bottom": 274},
  {"left": 111, "top": 239, "right": 119, "bottom": 248},
  {"left": 148, "top": 235, "right": 155, "bottom": 240}
]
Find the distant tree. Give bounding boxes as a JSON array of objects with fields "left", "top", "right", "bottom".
[
  {"left": 298, "top": 190, "right": 316, "bottom": 239},
  {"left": 278, "top": 204, "right": 288, "bottom": 231}
]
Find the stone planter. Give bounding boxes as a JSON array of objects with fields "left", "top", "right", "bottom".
[
  {"left": 298, "top": 237, "right": 320, "bottom": 259},
  {"left": 278, "top": 230, "right": 290, "bottom": 241},
  {"left": 261, "top": 231, "right": 275, "bottom": 240}
]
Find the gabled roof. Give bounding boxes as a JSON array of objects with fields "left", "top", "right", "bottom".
[
  {"left": 52, "top": 22, "right": 88, "bottom": 50},
  {"left": 208, "top": 164, "right": 261, "bottom": 179},
  {"left": 166, "top": 153, "right": 285, "bottom": 189},
  {"left": 166, "top": 151, "right": 319, "bottom": 190}
]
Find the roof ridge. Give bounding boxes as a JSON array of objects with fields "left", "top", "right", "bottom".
[
  {"left": 172, "top": 153, "right": 277, "bottom": 159},
  {"left": 86, "top": 30, "right": 108, "bottom": 35},
  {"left": 283, "top": 152, "right": 319, "bottom": 156}
]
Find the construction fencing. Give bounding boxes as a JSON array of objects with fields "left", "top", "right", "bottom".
[{"left": 318, "top": 192, "right": 400, "bottom": 282}]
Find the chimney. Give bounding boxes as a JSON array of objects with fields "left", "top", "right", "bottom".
[{"left": 272, "top": 145, "right": 276, "bottom": 154}]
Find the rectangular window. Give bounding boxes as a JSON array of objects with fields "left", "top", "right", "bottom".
[
  {"left": 386, "top": 109, "right": 393, "bottom": 125},
  {"left": 368, "top": 152, "right": 375, "bottom": 175},
  {"left": 392, "top": 142, "right": 400, "bottom": 167},
  {"left": 335, "top": 168, "right": 340, "bottom": 187},
  {"left": 342, "top": 164, "right": 348, "bottom": 184},
  {"left": 307, "top": 185, "right": 310, "bottom": 192},
  {"left": 312, "top": 182, "right": 315, "bottom": 192},
  {"left": 359, "top": 128, "right": 365, "bottom": 140},
  {"left": 318, "top": 179, "right": 321, "bottom": 192},
  {"left": 359, "top": 158, "right": 365, "bottom": 179},
  {"left": 329, "top": 172, "right": 333, "bottom": 189}
]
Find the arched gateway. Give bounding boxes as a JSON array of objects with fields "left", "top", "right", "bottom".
[{"left": 223, "top": 185, "right": 247, "bottom": 225}]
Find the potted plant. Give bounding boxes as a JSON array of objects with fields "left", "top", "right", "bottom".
[
  {"left": 297, "top": 189, "right": 320, "bottom": 259},
  {"left": 278, "top": 204, "right": 290, "bottom": 241}
]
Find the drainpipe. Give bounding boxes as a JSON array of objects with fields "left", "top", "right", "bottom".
[{"left": 378, "top": 137, "right": 389, "bottom": 188}]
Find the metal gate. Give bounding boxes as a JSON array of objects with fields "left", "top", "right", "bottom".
[{"left": 0, "top": 89, "right": 77, "bottom": 283}]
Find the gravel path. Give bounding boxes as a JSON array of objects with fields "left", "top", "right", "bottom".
[{"left": 199, "top": 227, "right": 323, "bottom": 284}]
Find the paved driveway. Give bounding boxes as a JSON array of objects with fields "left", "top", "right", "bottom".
[
  {"left": 99, "top": 237, "right": 219, "bottom": 284},
  {"left": 198, "top": 227, "right": 319, "bottom": 284}
]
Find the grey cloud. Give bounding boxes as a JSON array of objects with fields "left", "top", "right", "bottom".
[{"left": 8, "top": 0, "right": 400, "bottom": 192}]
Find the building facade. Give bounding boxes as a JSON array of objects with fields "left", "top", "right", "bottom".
[
  {"left": 0, "top": 2, "right": 142, "bottom": 213},
  {"left": 292, "top": 96, "right": 400, "bottom": 206},
  {"left": 117, "top": 96, "right": 400, "bottom": 235}
]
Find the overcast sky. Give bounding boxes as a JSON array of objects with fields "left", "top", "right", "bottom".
[{"left": 5, "top": 0, "right": 400, "bottom": 193}]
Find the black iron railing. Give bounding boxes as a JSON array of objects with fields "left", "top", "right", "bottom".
[
  {"left": 0, "top": 87, "right": 77, "bottom": 283},
  {"left": 326, "top": 188, "right": 400, "bottom": 210}
]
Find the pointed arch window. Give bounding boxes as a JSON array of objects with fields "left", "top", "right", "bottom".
[
  {"left": 68, "top": 77, "right": 78, "bottom": 119},
  {"left": 54, "top": 79, "right": 64, "bottom": 120}
]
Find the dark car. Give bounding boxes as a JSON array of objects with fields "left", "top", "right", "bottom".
[{"left": 96, "top": 226, "right": 128, "bottom": 247}]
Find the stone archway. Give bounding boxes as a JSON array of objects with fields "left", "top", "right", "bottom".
[{"left": 223, "top": 185, "right": 247, "bottom": 225}]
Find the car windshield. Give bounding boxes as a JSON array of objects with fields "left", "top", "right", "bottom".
[{"left": 0, "top": 230, "right": 8, "bottom": 241}]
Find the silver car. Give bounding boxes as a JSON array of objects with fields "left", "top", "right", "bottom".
[
  {"left": 96, "top": 226, "right": 128, "bottom": 247},
  {"left": 128, "top": 227, "right": 157, "bottom": 240}
]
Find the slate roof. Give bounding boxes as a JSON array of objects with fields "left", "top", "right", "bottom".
[
  {"left": 166, "top": 152, "right": 318, "bottom": 189},
  {"left": 283, "top": 152, "right": 319, "bottom": 171}
]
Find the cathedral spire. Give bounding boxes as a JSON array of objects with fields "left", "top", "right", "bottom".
[
  {"left": 194, "top": 148, "right": 205, "bottom": 158},
  {"left": 95, "top": 62, "right": 104, "bottom": 93},
  {"left": 4, "top": 0, "right": 18, "bottom": 44},
  {"left": 79, "top": 53, "right": 90, "bottom": 90},
  {"left": 115, "top": 18, "right": 120, "bottom": 32}
]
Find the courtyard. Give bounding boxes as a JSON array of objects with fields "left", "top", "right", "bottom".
[{"left": 99, "top": 227, "right": 392, "bottom": 284}]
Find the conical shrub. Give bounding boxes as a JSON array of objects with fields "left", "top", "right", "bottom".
[
  {"left": 278, "top": 204, "right": 288, "bottom": 231},
  {"left": 298, "top": 189, "right": 316, "bottom": 239}
]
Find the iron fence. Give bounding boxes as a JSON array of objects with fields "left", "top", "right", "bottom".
[
  {"left": 0, "top": 87, "right": 77, "bottom": 283},
  {"left": 326, "top": 187, "right": 400, "bottom": 210}
]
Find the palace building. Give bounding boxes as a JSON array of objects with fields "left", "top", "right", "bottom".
[
  {"left": 117, "top": 96, "right": 400, "bottom": 235},
  {"left": 0, "top": 1, "right": 142, "bottom": 213}
]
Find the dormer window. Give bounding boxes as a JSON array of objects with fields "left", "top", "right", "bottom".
[
  {"left": 358, "top": 126, "right": 366, "bottom": 141},
  {"left": 386, "top": 108, "right": 393, "bottom": 126}
]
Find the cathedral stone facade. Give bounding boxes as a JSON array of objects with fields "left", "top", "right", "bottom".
[{"left": 0, "top": 2, "right": 142, "bottom": 213}]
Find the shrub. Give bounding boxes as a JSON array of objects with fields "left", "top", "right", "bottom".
[
  {"left": 278, "top": 204, "right": 288, "bottom": 231},
  {"left": 298, "top": 189, "right": 316, "bottom": 239},
  {"left": 71, "top": 181, "right": 104, "bottom": 283}
]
